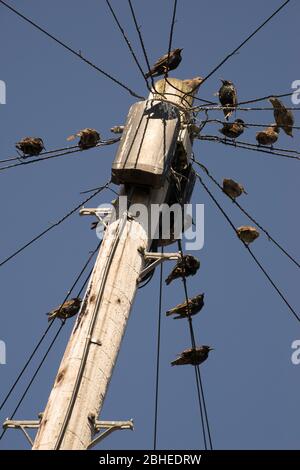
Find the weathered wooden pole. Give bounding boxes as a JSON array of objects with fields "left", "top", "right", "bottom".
[{"left": 32, "top": 78, "right": 200, "bottom": 450}]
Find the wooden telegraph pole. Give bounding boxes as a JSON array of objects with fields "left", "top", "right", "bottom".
[{"left": 31, "top": 78, "right": 200, "bottom": 450}]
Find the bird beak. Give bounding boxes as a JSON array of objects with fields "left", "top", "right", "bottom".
[{"left": 209, "top": 347, "right": 214, "bottom": 351}]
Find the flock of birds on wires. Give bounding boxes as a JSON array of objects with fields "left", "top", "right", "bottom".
[
  {"left": 0, "top": 46, "right": 299, "bottom": 366},
  {"left": 0, "top": 0, "right": 298, "bottom": 450}
]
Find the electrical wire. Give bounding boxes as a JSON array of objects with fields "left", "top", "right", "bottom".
[
  {"left": 200, "top": 118, "right": 300, "bottom": 132},
  {"left": 0, "top": 242, "right": 100, "bottom": 413},
  {"left": 105, "top": 0, "right": 148, "bottom": 85},
  {"left": 177, "top": 240, "right": 213, "bottom": 450},
  {"left": 0, "top": 242, "right": 101, "bottom": 441},
  {"left": 0, "top": 322, "right": 65, "bottom": 442},
  {"left": 195, "top": 172, "right": 300, "bottom": 323},
  {"left": 153, "top": 248, "right": 163, "bottom": 450},
  {"left": 0, "top": 145, "right": 79, "bottom": 164},
  {"left": 200, "top": 0, "right": 291, "bottom": 87},
  {"left": 165, "top": 0, "right": 178, "bottom": 77},
  {"left": 0, "top": 182, "right": 110, "bottom": 268},
  {"left": 197, "top": 135, "right": 300, "bottom": 161},
  {"left": 192, "top": 159, "right": 300, "bottom": 269},
  {"left": 0, "top": 138, "right": 120, "bottom": 172},
  {"left": 127, "top": 0, "right": 156, "bottom": 87},
  {"left": 0, "top": 0, "right": 144, "bottom": 100}
]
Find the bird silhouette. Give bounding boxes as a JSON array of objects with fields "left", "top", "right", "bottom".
[
  {"left": 67, "top": 128, "right": 100, "bottom": 149},
  {"left": 171, "top": 345, "right": 213, "bottom": 366},
  {"left": 47, "top": 298, "right": 82, "bottom": 322},
  {"left": 165, "top": 255, "right": 200, "bottom": 285},
  {"left": 256, "top": 124, "right": 279, "bottom": 147},
  {"left": 166, "top": 293, "right": 204, "bottom": 319},
  {"left": 222, "top": 178, "right": 247, "bottom": 200},
  {"left": 219, "top": 119, "right": 246, "bottom": 140},
  {"left": 237, "top": 226, "right": 259, "bottom": 244},
  {"left": 16, "top": 137, "right": 45, "bottom": 157},
  {"left": 218, "top": 79, "right": 237, "bottom": 120},
  {"left": 269, "top": 97, "right": 294, "bottom": 137},
  {"left": 145, "top": 48, "right": 183, "bottom": 78}
]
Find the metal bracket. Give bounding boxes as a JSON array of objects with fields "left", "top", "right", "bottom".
[
  {"left": 138, "top": 249, "right": 181, "bottom": 281},
  {"left": 88, "top": 419, "right": 134, "bottom": 450},
  {"left": 3, "top": 418, "right": 42, "bottom": 447},
  {"left": 3, "top": 417, "right": 134, "bottom": 449},
  {"left": 80, "top": 207, "right": 112, "bottom": 228}
]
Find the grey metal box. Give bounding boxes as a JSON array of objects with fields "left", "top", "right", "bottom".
[{"left": 111, "top": 100, "right": 181, "bottom": 188}]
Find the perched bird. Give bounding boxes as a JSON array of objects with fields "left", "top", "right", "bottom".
[
  {"left": 110, "top": 125, "right": 124, "bottom": 134},
  {"left": 15, "top": 137, "right": 45, "bottom": 157},
  {"left": 256, "top": 124, "right": 279, "bottom": 147},
  {"left": 218, "top": 79, "right": 237, "bottom": 120},
  {"left": 67, "top": 128, "right": 100, "bottom": 149},
  {"left": 165, "top": 255, "right": 200, "bottom": 285},
  {"left": 166, "top": 293, "right": 204, "bottom": 319},
  {"left": 237, "top": 226, "right": 259, "bottom": 244},
  {"left": 219, "top": 119, "right": 246, "bottom": 140},
  {"left": 222, "top": 178, "right": 247, "bottom": 200},
  {"left": 145, "top": 48, "right": 183, "bottom": 78},
  {"left": 269, "top": 97, "right": 294, "bottom": 137},
  {"left": 171, "top": 345, "right": 213, "bottom": 366},
  {"left": 47, "top": 298, "right": 82, "bottom": 322},
  {"left": 182, "top": 76, "right": 203, "bottom": 93}
]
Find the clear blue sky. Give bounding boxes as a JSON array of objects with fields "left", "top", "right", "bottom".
[{"left": 0, "top": 0, "right": 299, "bottom": 450}]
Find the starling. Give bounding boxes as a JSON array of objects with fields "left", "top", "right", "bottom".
[
  {"left": 145, "top": 48, "right": 183, "bottom": 78},
  {"left": 269, "top": 97, "right": 294, "bottom": 137},
  {"left": 182, "top": 76, "right": 203, "bottom": 93},
  {"left": 222, "top": 178, "right": 247, "bottom": 200},
  {"left": 47, "top": 298, "right": 82, "bottom": 322},
  {"left": 110, "top": 125, "right": 124, "bottom": 134},
  {"left": 171, "top": 345, "right": 213, "bottom": 366},
  {"left": 219, "top": 119, "right": 246, "bottom": 140},
  {"left": 67, "top": 128, "right": 100, "bottom": 149},
  {"left": 165, "top": 255, "right": 200, "bottom": 285},
  {"left": 256, "top": 124, "right": 279, "bottom": 147},
  {"left": 237, "top": 225, "right": 259, "bottom": 244},
  {"left": 218, "top": 79, "right": 237, "bottom": 120},
  {"left": 166, "top": 293, "right": 204, "bottom": 319},
  {"left": 15, "top": 137, "right": 45, "bottom": 157}
]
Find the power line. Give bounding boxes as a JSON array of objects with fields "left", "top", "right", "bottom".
[
  {"left": 0, "top": 138, "right": 120, "bottom": 172},
  {"left": 195, "top": 172, "right": 300, "bottom": 324},
  {"left": 153, "top": 248, "right": 163, "bottom": 451},
  {"left": 0, "top": 0, "right": 144, "bottom": 100},
  {"left": 0, "top": 242, "right": 100, "bottom": 414},
  {"left": 192, "top": 91, "right": 296, "bottom": 107},
  {"left": 0, "top": 322, "right": 65, "bottom": 442},
  {"left": 193, "top": 159, "right": 300, "bottom": 270},
  {"left": 105, "top": 0, "right": 148, "bottom": 84},
  {"left": 0, "top": 145, "right": 79, "bottom": 164},
  {"left": 0, "top": 182, "right": 110, "bottom": 268},
  {"left": 0, "top": 241, "right": 101, "bottom": 442},
  {"left": 200, "top": 0, "right": 291, "bottom": 87},
  {"left": 127, "top": 0, "right": 155, "bottom": 85},
  {"left": 177, "top": 240, "right": 213, "bottom": 450},
  {"left": 238, "top": 92, "right": 294, "bottom": 106},
  {"left": 200, "top": 118, "right": 300, "bottom": 132},
  {"left": 165, "top": 0, "right": 178, "bottom": 76},
  {"left": 193, "top": 105, "right": 300, "bottom": 113},
  {"left": 197, "top": 135, "right": 300, "bottom": 161}
]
